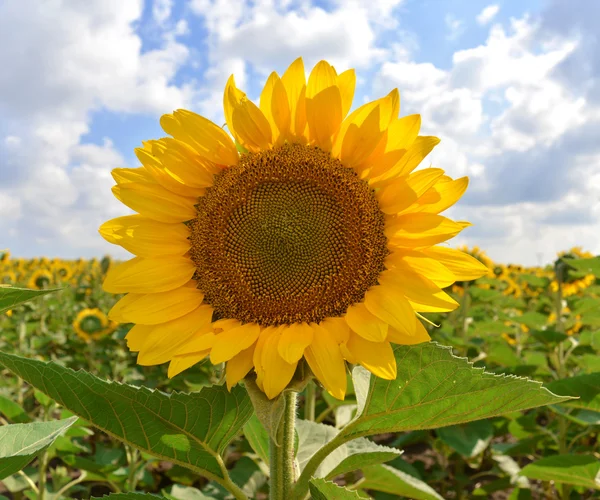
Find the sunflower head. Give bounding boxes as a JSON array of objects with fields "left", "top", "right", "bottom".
[
  {"left": 27, "top": 269, "right": 53, "bottom": 290},
  {"left": 100, "top": 58, "right": 488, "bottom": 400},
  {"left": 73, "top": 308, "right": 116, "bottom": 342}
]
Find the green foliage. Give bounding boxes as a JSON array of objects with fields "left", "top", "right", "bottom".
[
  {"left": 0, "top": 286, "right": 63, "bottom": 314},
  {"left": 360, "top": 464, "right": 444, "bottom": 500},
  {"left": 0, "top": 352, "right": 253, "bottom": 481},
  {"left": 338, "top": 343, "right": 571, "bottom": 440},
  {"left": 308, "top": 478, "right": 363, "bottom": 499},
  {"left": 0, "top": 417, "right": 77, "bottom": 480},
  {"left": 520, "top": 454, "right": 600, "bottom": 489}
]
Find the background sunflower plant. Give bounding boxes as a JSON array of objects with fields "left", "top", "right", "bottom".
[{"left": 0, "top": 59, "right": 590, "bottom": 500}]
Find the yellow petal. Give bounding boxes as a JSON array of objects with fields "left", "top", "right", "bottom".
[
  {"left": 135, "top": 147, "right": 206, "bottom": 198},
  {"left": 281, "top": 57, "right": 307, "bottom": 139},
  {"left": 332, "top": 89, "right": 399, "bottom": 158},
  {"left": 260, "top": 328, "right": 298, "bottom": 400},
  {"left": 385, "top": 114, "right": 421, "bottom": 153},
  {"left": 277, "top": 322, "right": 314, "bottom": 364},
  {"left": 379, "top": 168, "right": 449, "bottom": 215},
  {"left": 112, "top": 182, "right": 196, "bottom": 223},
  {"left": 385, "top": 213, "right": 465, "bottom": 247},
  {"left": 320, "top": 317, "right": 350, "bottom": 345},
  {"left": 306, "top": 60, "right": 337, "bottom": 99},
  {"left": 210, "top": 322, "right": 261, "bottom": 364},
  {"left": 344, "top": 302, "right": 388, "bottom": 342},
  {"left": 224, "top": 75, "right": 272, "bottom": 152},
  {"left": 363, "top": 284, "right": 416, "bottom": 337},
  {"left": 226, "top": 345, "right": 256, "bottom": 390},
  {"left": 168, "top": 350, "right": 210, "bottom": 378},
  {"left": 137, "top": 305, "right": 214, "bottom": 365},
  {"left": 112, "top": 167, "right": 154, "bottom": 184},
  {"left": 380, "top": 267, "right": 459, "bottom": 313},
  {"left": 387, "top": 317, "right": 431, "bottom": 345},
  {"left": 147, "top": 138, "right": 220, "bottom": 188},
  {"left": 260, "top": 72, "right": 291, "bottom": 145},
  {"left": 408, "top": 177, "right": 469, "bottom": 214},
  {"left": 160, "top": 110, "right": 239, "bottom": 166},
  {"left": 99, "top": 215, "right": 190, "bottom": 257},
  {"left": 372, "top": 136, "right": 440, "bottom": 184},
  {"left": 102, "top": 256, "right": 196, "bottom": 294},
  {"left": 125, "top": 324, "right": 153, "bottom": 352},
  {"left": 108, "top": 286, "right": 204, "bottom": 325},
  {"left": 305, "top": 323, "right": 347, "bottom": 400},
  {"left": 306, "top": 85, "right": 343, "bottom": 151},
  {"left": 346, "top": 333, "right": 397, "bottom": 380},
  {"left": 175, "top": 331, "right": 217, "bottom": 355},
  {"left": 385, "top": 249, "right": 456, "bottom": 288},
  {"left": 337, "top": 69, "right": 356, "bottom": 118},
  {"left": 422, "top": 246, "right": 489, "bottom": 281},
  {"left": 339, "top": 105, "right": 386, "bottom": 168}
]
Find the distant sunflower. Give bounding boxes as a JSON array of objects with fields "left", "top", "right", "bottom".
[
  {"left": 100, "top": 58, "right": 487, "bottom": 400},
  {"left": 27, "top": 269, "right": 53, "bottom": 290},
  {"left": 73, "top": 308, "right": 117, "bottom": 342}
]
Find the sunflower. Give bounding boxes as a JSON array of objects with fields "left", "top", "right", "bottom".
[
  {"left": 73, "top": 308, "right": 117, "bottom": 342},
  {"left": 27, "top": 269, "right": 53, "bottom": 290},
  {"left": 100, "top": 58, "right": 488, "bottom": 400}
]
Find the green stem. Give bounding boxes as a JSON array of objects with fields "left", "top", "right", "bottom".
[
  {"left": 304, "top": 382, "right": 316, "bottom": 421},
  {"left": 37, "top": 451, "right": 48, "bottom": 500},
  {"left": 270, "top": 391, "right": 297, "bottom": 500},
  {"left": 125, "top": 444, "right": 140, "bottom": 492}
]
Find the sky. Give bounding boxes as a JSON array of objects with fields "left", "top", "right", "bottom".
[{"left": 1, "top": 0, "right": 599, "bottom": 266}]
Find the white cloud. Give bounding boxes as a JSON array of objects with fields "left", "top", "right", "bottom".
[
  {"left": 153, "top": 0, "right": 174, "bottom": 25},
  {"left": 445, "top": 14, "right": 465, "bottom": 41},
  {"left": 189, "top": 0, "right": 397, "bottom": 119},
  {"left": 476, "top": 4, "right": 500, "bottom": 26},
  {"left": 375, "top": 10, "right": 600, "bottom": 264},
  {"left": 0, "top": 0, "right": 192, "bottom": 257}
]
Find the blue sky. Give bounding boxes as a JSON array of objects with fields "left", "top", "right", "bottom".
[{"left": 1, "top": 0, "right": 599, "bottom": 265}]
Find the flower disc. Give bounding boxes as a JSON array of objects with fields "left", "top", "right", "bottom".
[{"left": 190, "top": 143, "right": 387, "bottom": 326}]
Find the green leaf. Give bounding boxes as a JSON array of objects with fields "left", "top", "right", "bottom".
[
  {"left": 0, "top": 417, "right": 78, "bottom": 480},
  {"left": 296, "top": 419, "right": 400, "bottom": 479},
  {"left": 163, "top": 484, "right": 214, "bottom": 499},
  {"left": 520, "top": 454, "right": 600, "bottom": 490},
  {"left": 338, "top": 343, "right": 571, "bottom": 440},
  {"left": 0, "top": 351, "right": 253, "bottom": 482},
  {"left": 308, "top": 478, "right": 363, "bottom": 500},
  {"left": 546, "top": 372, "right": 600, "bottom": 411},
  {"left": 437, "top": 420, "right": 493, "bottom": 458},
  {"left": 566, "top": 257, "right": 600, "bottom": 277},
  {"left": 243, "top": 414, "right": 270, "bottom": 464},
  {"left": 359, "top": 464, "right": 443, "bottom": 500},
  {"left": 0, "top": 286, "right": 63, "bottom": 314},
  {"left": 514, "top": 312, "right": 548, "bottom": 329},
  {"left": 0, "top": 394, "right": 31, "bottom": 423}
]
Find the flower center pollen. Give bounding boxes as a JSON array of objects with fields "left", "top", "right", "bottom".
[{"left": 189, "top": 143, "right": 387, "bottom": 326}]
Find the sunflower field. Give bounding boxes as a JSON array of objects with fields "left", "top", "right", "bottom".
[{"left": 1, "top": 245, "right": 599, "bottom": 500}]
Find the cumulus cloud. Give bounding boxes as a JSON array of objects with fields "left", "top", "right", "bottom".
[
  {"left": 476, "top": 5, "right": 500, "bottom": 26},
  {"left": 0, "top": 0, "right": 191, "bottom": 257}
]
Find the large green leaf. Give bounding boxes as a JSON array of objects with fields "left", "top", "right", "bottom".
[
  {"left": 520, "top": 454, "right": 600, "bottom": 490},
  {"left": 360, "top": 464, "right": 443, "bottom": 500},
  {"left": 339, "top": 343, "right": 571, "bottom": 440},
  {"left": 0, "top": 395, "right": 31, "bottom": 423},
  {"left": 546, "top": 373, "right": 600, "bottom": 411},
  {"left": 295, "top": 419, "right": 400, "bottom": 480},
  {"left": 0, "top": 352, "right": 253, "bottom": 482},
  {"left": 308, "top": 478, "right": 363, "bottom": 499},
  {"left": 0, "top": 286, "right": 62, "bottom": 314},
  {"left": 0, "top": 417, "right": 78, "bottom": 480}
]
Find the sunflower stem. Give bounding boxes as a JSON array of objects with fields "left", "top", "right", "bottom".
[
  {"left": 304, "top": 381, "right": 316, "bottom": 421},
  {"left": 269, "top": 390, "right": 297, "bottom": 500}
]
